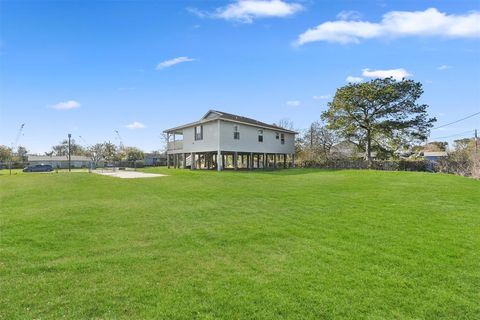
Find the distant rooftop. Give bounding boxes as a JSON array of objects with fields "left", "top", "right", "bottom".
[{"left": 28, "top": 155, "right": 90, "bottom": 161}]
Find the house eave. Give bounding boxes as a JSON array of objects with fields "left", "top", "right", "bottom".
[{"left": 163, "top": 118, "right": 219, "bottom": 134}]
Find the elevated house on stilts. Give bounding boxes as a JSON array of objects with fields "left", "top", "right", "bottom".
[{"left": 164, "top": 110, "right": 297, "bottom": 171}]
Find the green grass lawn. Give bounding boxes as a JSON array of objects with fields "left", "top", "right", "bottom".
[{"left": 1, "top": 168, "right": 479, "bottom": 319}]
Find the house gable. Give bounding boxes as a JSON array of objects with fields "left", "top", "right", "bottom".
[{"left": 201, "top": 110, "right": 222, "bottom": 120}]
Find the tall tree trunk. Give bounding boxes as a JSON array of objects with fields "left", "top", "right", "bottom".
[{"left": 366, "top": 130, "right": 372, "bottom": 168}]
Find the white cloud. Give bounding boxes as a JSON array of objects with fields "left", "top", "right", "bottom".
[
  {"left": 313, "top": 94, "right": 331, "bottom": 100},
  {"left": 346, "top": 76, "right": 364, "bottom": 83},
  {"left": 156, "top": 57, "right": 195, "bottom": 70},
  {"left": 336, "top": 10, "right": 362, "bottom": 21},
  {"left": 49, "top": 100, "right": 81, "bottom": 110},
  {"left": 362, "top": 68, "right": 411, "bottom": 80},
  {"left": 437, "top": 64, "right": 452, "bottom": 70},
  {"left": 295, "top": 8, "right": 480, "bottom": 45},
  {"left": 126, "top": 121, "right": 146, "bottom": 129},
  {"left": 286, "top": 100, "right": 301, "bottom": 107},
  {"left": 190, "top": 0, "right": 303, "bottom": 23}
]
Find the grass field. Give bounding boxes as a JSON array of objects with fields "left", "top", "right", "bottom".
[{"left": 1, "top": 168, "right": 479, "bottom": 319}]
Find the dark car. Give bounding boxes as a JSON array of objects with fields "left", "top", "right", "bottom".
[{"left": 23, "top": 164, "right": 54, "bottom": 172}]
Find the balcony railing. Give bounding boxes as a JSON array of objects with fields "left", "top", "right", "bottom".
[{"left": 168, "top": 140, "right": 183, "bottom": 150}]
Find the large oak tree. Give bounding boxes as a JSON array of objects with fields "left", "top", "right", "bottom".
[{"left": 322, "top": 78, "right": 436, "bottom": 163}]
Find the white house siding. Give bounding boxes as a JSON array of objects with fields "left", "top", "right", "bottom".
[
  {"left": 167, "top": 119, "right": 295, "bottom": 155},
  {"left": 177, "top": 120, "right": 220, "bottom": 153},
  {"left": 219, "top": 120, "right": 295, "bottom": 154}
]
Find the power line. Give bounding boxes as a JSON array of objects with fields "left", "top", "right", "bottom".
[
  {"left": 430, "top": 130, "right": 475, "bottom": 140},
  {"left": 432, "top": 111, "right": 480, "bottom": 130}
]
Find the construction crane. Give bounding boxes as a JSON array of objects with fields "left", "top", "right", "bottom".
[
  {"left": 78, "top": 135, "right": 90, "bottom": 148},
  {"left": 9, "top": 124, "right": 25, "bottom": 175},
  {"left": 114, "top": 130, "right": 124, "bottom": 150}
]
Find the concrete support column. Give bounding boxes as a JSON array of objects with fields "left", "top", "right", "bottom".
[
  {"left": 217, "top": 150, "right": 222, "bottom": 171},
  {"left": 292, "top": 154, "right": 295, "bottom": 168},
  {"left": 166, "top": 133, "right": 170, "bottom": 154},
  {"left": 167, "top": 154, "right": 171, "bottom": 169},
  {"left": 191, "top": 153, "right": 196, "bottom": 170},
  {"left": 183, "top": 153, "right": 186, "bottom": 169},
  {"left": 234, "top": 152, "right": 238, "bottom": 170},
  {"left": 249, "top": 152, "right": 253, "bottom": 170},
  {"left": 273, "top": 154, "right": 277, "bottom": 168},
  {"left": 263, "top": 153, "right": 266, "bottom": 169},
  {"left": 256, "top": 154, "right": 260, "bottom": 169},
  {"left": 283, "top": 154, "right": 287, "bottom": 168}
]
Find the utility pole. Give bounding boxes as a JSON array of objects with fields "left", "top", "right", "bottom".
[
  {"left": 310, "top": 124, "right": 313, "bottom": 147},
  {"left": 310, "top": 124, "right": 314, "bottom": 161},
  {"left": 115, "top": 130, "right": 124, "bottom": 150},
  {"left": 68, "top": 133, "right": 71, "bottom": 172},
  {"left": 475, "top": 129, "right": 478, "bottom": 154}
]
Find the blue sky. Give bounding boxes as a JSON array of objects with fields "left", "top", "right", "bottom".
[{"left": 1, "top": 0, "right": 479, "bottom": 153}]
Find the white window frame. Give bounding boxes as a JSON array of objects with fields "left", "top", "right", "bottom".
[
  {"left": 258, "top": 129, "right": 263, "bottom": 142},
  {"left": 233, "top": 125, "right": 240, "bottom": 140},
  {"left": 194, "top": 125, "right": 203, "bottom": 141}
]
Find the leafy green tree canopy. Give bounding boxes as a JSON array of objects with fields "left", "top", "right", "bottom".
[
  {"left": 0, "top": 145, "right": 12, "bottom": 162},
  {"left": 123, "top": 147, "right": 144, "bottom": 162},
  {"left": 322, "top": 78, "right": 436, "bottom": 162},
  {"left": 51, "top": 139, "right": 86, "bottom": 156}
]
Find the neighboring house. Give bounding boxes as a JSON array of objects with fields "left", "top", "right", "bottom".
[
  {"left": 423, "top": 151, "right": 448, "bottom": 161},
  {"left": 144, "top": 152, "right": 167, "bottom": 166},
  {"left": 27, "top": 155, "right": 92, "bottom": 168},
  {"left": 330, "top": 141, "right": 377, "bottom": 159},
  {"left": 163, "top": 110, "right": 297, "bottom": 170}
]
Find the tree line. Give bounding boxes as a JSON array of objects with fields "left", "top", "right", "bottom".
[
  {"left": 0, "top": 140, "right": 148, "bottom": 167},
  {"left": 50, "top": 140, "right": 147, "bottom": 166}
]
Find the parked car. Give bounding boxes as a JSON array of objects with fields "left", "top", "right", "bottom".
[{"left": 23, "top": 164, "right": 54, "bottom": 172}]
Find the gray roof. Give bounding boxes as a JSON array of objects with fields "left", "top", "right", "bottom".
[
  {"left": 164, "top": 109, "right": 297, "bottom": 134},
  {"left": 28, "top": 155, "right": 91, "bottom": 161}
]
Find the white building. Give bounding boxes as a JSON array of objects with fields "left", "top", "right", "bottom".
[
  {"left": 164, "top": 110, "right": 297, "bottom": 171},
  {"left": 27, "top": 155, "right": 91, "bottom": 169}
]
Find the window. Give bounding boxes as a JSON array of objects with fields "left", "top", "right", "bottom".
[
  {"left": 281, "top": 133, "right": 285, "bottom": 144},
  {"left": 194, "top": 125, "right": 203, "bottom": 141},
  {"left": 233, "top": 125, "right": 240, "bottom": 140},
  {"left": 276, "top": 132, "right": 280, "bottom": 140},
  {"left": 258, "top": 129, "right": 263, "bottom": 142}
]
